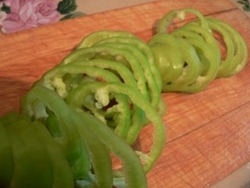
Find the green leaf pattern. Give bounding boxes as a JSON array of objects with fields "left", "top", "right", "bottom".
[
  {"left": 0, "top": 3, "right": 10, "bottom": 14},
  {"left": 237, "top": 0, "right": 250, "bottom": 11},
  {"left": 57, "top": 0, "right": 85, "bottom": 20},
  {"left": 58, "top": 0, "right": 77, "bottom": 14}
]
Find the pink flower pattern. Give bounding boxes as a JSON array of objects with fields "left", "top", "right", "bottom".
[{"left": 1, "top": 0, "right": 60, "bottom": 33}]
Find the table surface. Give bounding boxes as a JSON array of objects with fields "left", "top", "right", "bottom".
[{"left": 0, "top": 0, "right": 250, "bottom": 187}]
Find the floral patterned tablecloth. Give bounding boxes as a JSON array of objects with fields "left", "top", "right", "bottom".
[
  {"left": 0, "top": 0, "right": 156, "bottom": 34},
  {"left": 0, "top": 0, "right": 248, "bottom": 34}
]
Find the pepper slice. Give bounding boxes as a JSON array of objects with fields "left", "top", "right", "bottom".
[
  {"left": 66, "top": 82, "right": 166, "bottom": 172},
  {"left": 5, "top": 116, "right": 53, "bottom": 188},
  {"left": 93, "top": 36, "right": 162, "bottom": 91},
  {"left": 153, "top": 8, "right": 248, "bottom": 92},
  {"left": 169, "top": 25, "right": 220, "bottom": 92},
  {"left": 32, "top": 120, "right": 74, "bottom": 188},
  {"left": 62, "top": 45, "right": 149, "bottom": 101},
  {"left": 21, "top": 85, "right": 91, "bottom": 180},
  {"left": 23, "top": 86, "right": 147, "bottom": 188},
  {"left": 205, "top": 18, "right": 248, "bottom": 77},
  {"left": 78, "top": 111, "right": 147, "bottom": 188},
  {"left": 77, "top": 30, "right": 136, "bottom": 48},
  {"left": 156, "top": 8, "right": 209, "bottom": 34},
  {"left": 34, "top": 62, "right": 134, "bottom": 142},
  {"left": 94, "top": 42, "right": 161, "bottom": 110},
  {"left": 65, "top": 81, "right": 143, "bottom": 144},
  {"left": 22, "top": 86, "right": 113, "bottom": 188}
]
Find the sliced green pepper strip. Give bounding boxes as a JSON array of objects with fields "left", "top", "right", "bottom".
[
  {"left": 94, "top": 42, "right": 160, "bottom": 110},
  {"left": 77, "top": 30, "right": 136, "bottom": 48},
  {"left": 170, "top": 27, "right": 220, "bottom": 92},
  {"left": 32, "top": 120, "right": 75, "bottom": 188},
  {"left": 206, "top": 18, "right": 248, "bottom": 77},
  {"left": 149, "top": 34, "right": 201, "bottom": 92},
  {"left": 99, "top": 82, "right": 165, "bottom": 172},
  {"left": 170, "top": 23, "right": 220, "bottom": 65},
  {"left": 0, "top": 121, "right": 14, "bottom": 188},
  {"left": 62, "top": 45, "right": 149, "bottom": 101},
  {"left": 93, "top": 36, "right": 162, "bottom": 92},
  {"left": 21, "top": 86, "right": 91, "bottom": 181},
  {"left": 22, "top": 86, "right": 113, "bottom": 188},
  {"left": 68, "top": 60, "right": 145, "bottom": 141},
  {"left": 34, "top": 62, "right": 132, "bottom": 98},
  {"left": 65, "top": 81, "right": 143, "bottom": 144},
  {"left": 77, "top": 111, "right": 148, "bottom": 188},
  {"left": 68, "top": 59, "right": 138, "bottom": 89},
  {"left": 66, "top": 82, "right": 166, "bottom": 172},
  {"left": 5, "top": 117, "right": 53, "bottom": 188},
  {"left": 34, "top": 63, "right": 133, "bottom": 141},
  {"left": 177, "top": 23, "right": 221, "bottom": 62},
  {"left": 156, "top": 8, "right": 209, "bottom": 34}
]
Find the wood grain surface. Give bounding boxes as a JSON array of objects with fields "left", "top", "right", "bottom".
[{"left": 0, "top": 0, "right": 250, "bottom": 187}]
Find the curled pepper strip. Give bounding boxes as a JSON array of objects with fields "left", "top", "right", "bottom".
[
  {"left": 65, "top": 81, "right": 166, "bottom": 172},
  {"left": 34, "top": 62, "right": 133, "bottom": 142},
  {"left": 32, "top": 120, "right": 76, "bottom": 188},
  {"left": 66, "top": 59, "right": 138, "bottom": 90},
  {"left": 21, "top": 86, "right": 91, "bottom": 180},
  {"left": 156, "top": 8, "right": 210, "bottom": 34},
  {"left": 4, "top": 117, "right": 55, "bottom": 188},
  {"left": 169, "top": 25, "right": 220, "bottom": 92},
  {"left": 35, "top": 61, "right": 132, "bottom": 97},
  {"left": 173, "top": 23, "right": 221, "bottom": 64},
  {"left": 93, "top": 36, "right": 162, "bottom": 91},
  {"left": 74, "top": 30, "right": 164, "bottom": 114},
  {"left": 152, "top": 8, "right": 248, "bottom": 93},
  {"left": 77, "top": 30, "right": 136, "bottom": 48},
  {"left": 21, "top": 86, "right": 114, "bottom": 188},
  {"left": 78, "top": 111, "right": 148, "bottom": 188},
  {"left": 62, "top": 45, "right": 150, "bottom": 102},
  {"left": 22, "top": 86, "right": 148, "bottom": 188},
  {"left": 65, "top": 81, "right": 144, "bottom": 145},
  {"left": 94, "top": 42, "right": 160, "bottom": 110},
  {"left": 205, "top": 18, "right": 248, "bottom": 77}
]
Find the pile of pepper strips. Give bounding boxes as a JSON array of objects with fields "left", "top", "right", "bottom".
[{"left": 0, "top": 8, "right": 248, "bottom": 188}]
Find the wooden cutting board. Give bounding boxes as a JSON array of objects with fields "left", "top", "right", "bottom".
[{"left": 1, "top": 0, "right": 250, "bottom": 187}]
